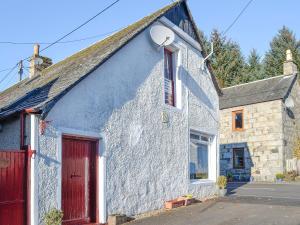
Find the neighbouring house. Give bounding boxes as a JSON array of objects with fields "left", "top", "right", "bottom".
[
  {"left": 0, "top": 1, "right": 222, "bottom": 225},
  {"left": 220, "top": 50, "right": 300, "bottom": 182}
]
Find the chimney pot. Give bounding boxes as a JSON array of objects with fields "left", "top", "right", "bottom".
[
  {"left": 283, "top": 49, "right": 298, "bottom": 75},
  {"left": 33, "top": 44, "right": 40, "bottom": 57},
  {"left": 29, "top": 44, "right": 52, "bottom": 78},
  {"left": 286, "top": 49, "right": 293, "bottom": 61}
]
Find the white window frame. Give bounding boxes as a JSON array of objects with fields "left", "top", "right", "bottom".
[
  {"left": 163, "top": 45, "right": 182, "bottom": 109},
  {"left": 189, "top": 130, "right": 216, "bottom": 183}
]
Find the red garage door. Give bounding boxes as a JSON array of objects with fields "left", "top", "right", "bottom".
[
  {"left": 62, "top": 136, "right": 98, "bottom": 225},
  {"left": 0, "top": 150, "right": 28, "bottom": 225}
]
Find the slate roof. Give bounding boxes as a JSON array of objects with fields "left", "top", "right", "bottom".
[
  {"left": 220, "top": 74, "right": 298, "bottom": 109},
  {"left": 0, "top": 0, "right": 221, "bottom": 120}
]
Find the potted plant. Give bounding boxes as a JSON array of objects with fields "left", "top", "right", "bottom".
[
  {"left": 43, "top": 208, "right": 63, "bottom": 225},
  {"left": 275, "top": 173, "right": 284, "bottom": 182},
  {"left": 217, "top": 176, "right": 227, "bottom": 197},
  {"left": 227, "top": 172, "right": 233, "bottom": 182}
]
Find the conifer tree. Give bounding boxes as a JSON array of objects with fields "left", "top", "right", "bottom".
[
  {"left": 209, "top": 30, "right": 245, "bottom": 87},
  {"left": 241, "top": 49, "right": 263, "bottom": 83},
  {"left": 264, "top": 26, "right": 300, "bottom": 76}
]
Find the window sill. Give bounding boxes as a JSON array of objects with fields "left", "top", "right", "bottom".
[
  {"left": 232, "top": 129, "right": 245, "bottom": 132},
  {"left": 163, "top": 103, "right": 182, "bottom": 113},
  {"left": 190, "top": 179, "right": 215, "bottom": 185}
]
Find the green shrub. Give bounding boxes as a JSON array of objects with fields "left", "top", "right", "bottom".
[
  {"left": 43, "top": 208, "right": 63, "bottom": 225},
  {"left": 275, "top": 173, "right": 285, "bottom": 180},
  {"left": 227, "top": 172, "right": 233, "bottom": 181},
  {"left": 217, "top": 176, "right": 227, "bottom": 189}
]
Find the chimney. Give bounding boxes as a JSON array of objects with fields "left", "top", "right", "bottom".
[
  {"left": 283, "top": 49, "right": 298, "bottom": 75},
  {"left": 29, "top": 44, "right": 53, "bottom": 78}
]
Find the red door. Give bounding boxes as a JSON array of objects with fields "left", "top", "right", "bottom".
[
  {"left": 62, "top": 136, "right": 98, "bottom": 225},
  {"left": 0, "top": 150, "right": 27, "bottom": 225}
]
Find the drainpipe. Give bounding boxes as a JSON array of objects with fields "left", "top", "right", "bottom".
[
  {"left": 30, "top": 114, "right": 39, "bottom": 225},
  {"left": 200, "top": 42, "right": 213, "bottom": 70}
]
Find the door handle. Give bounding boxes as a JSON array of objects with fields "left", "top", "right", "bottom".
[{"left": 71, "top": 174, "right": 81, "bottom": 178}]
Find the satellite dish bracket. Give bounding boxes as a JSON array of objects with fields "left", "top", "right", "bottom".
[{"left": 157, "top": 36, "right": 171, "bottom": 51}]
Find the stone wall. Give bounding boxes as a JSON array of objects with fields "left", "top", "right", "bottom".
[
  {"left": 220, "top": 100, "right": 284, "bottom": 181},
  {"left": 282, "top": 80, "right": 300, "bottom": 165}
]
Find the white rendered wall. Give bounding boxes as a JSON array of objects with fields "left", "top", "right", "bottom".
[{"left": 37, "top": 20, "right": 219, "bottom": 222}]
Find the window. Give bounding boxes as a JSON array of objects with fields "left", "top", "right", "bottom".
[
  {"left": 232, "top": 110, "right": 244, "bottom": 131},
  {"left": 164, "top": 48, "right": 175, "bottom": 106},
  {"left": 233, "top": 148, "right": 244, "bottom": 169},
  {"left": 189, "top": 132, "right": 210, "bottom": 180}
]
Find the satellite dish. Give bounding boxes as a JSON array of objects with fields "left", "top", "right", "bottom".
[
  {"left": 150, "top": 25, "right": 175, "bottom": 47},
  {"left": 285, "top": 96, "right": 295, "bottom": 108},
  {"left": 34, "top": 57, "right": 43, "bottom": 65}
]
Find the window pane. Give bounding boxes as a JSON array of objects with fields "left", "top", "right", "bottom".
[
  {"left": 190, "top": 133, "right": 200, "bottom": 140},
  {"left": 201, "top": 136, "right": 209, "bottom": 142},
  {"left": 235, "top": 112, "right": 243, "bottom": 129},
  {"left": 164, "top": 49, "right": 175, "bottom": 106},
  {"left": 190, "top": 143, "right": 208, "bottom": 179},
  {"left": 233, "top": 148, "right": 244, "bottom": 169}
]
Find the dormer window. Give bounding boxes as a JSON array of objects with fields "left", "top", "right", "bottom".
[{"left": 164, "top": 48, "right": 175, "bottom": 106}]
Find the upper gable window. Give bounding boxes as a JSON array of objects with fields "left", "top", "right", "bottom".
[
  {"left": 164, "top": 48, "right": 175, "bottom": 106},
  {"left": 232, "top": 110, "right": 244, "bottom": 131}
]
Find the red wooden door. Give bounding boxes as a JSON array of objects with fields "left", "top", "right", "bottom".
[
  {"left": 0, "top": 150, "right": 27, "bottom": 225},
  {"left": 62, "top": 136, "right": 97, "bottom": 225}
]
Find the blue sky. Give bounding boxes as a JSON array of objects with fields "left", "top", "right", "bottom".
[{"left": 0, "top": 0, "right": 299, "bottom": 91}]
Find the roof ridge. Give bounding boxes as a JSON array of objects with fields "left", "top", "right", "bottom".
[
  {"left": 222, "top": 74, "right": 295, "bottom": 90},
  {"left": 42, "top": 1, "right": 179, "bottom": 75},
  {"left": 221, "top": 86, "right": 292, "bottom": 100},
  {"left": 0, "top": 0, "right": 180, "bottom": 119}
]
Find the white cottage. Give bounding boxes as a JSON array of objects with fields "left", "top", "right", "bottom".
[{"left": 0, "top": 1, "right": 221, "bottom": 224}]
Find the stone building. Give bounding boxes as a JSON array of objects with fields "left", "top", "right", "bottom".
[
  {"left": 0, "top": 1, "right": 221, "bottom": 225},
  {"left": 220, "top": 50, "right": 300, "bottom": 182}
]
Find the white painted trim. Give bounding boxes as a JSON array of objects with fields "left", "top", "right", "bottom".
[
  {"left": 210, "top": 135, "right": 217, "bottom": 182},
  {"left": 56, "top": 127, "right": 107, "bottom": 224},
  {"left": 188, "top": 130, "right": 217, "bottom": 183},
  {"left": 159, "top": 17, "right": 202, "bottom": 52},
  {"left": 190, "top": 179, "right": 215, "bottom": 185},
  {"left": 98, "top": 133, "right": 107, "bottom": 224},
  {"left": 56, "top": 131, "right": 62, "bottom": 210},
  {"left": 58, "top": 127, "right": 101, "bottom": 139},
  {"left": 163, "top": 43, "right": 183, "bottom": 110},
  {"left": 30, "top": 115, "right": 39, "bottom": 225},
  {"left": 174, "top": 46, "right": 182, "bottom": 109}
]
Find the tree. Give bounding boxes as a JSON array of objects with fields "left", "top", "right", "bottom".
[
  {"left": 264, "top": 26, "right": 300, "bottom": 77},
  {"left": 209, "top": 30, "right": 245, "bottom": 87},
  {"left": 241, "top": 49, "right": 263, "bottom": 83},
  {"left": 198, "top": 29, "right": 210, "bottom": 54}
]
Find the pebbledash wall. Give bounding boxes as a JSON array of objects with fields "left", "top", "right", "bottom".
[
  {"left": 0, "top": 117, "right": 20, "bottom": 149},
  {"left": 220, "top": 100, "right": 284, "bottom": 182},
  {"left": 36, "top": 19, "right": 219, "bottom": 223},
  {"left": 0, "top": 115, "right": 31, "bottom": 150}
]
